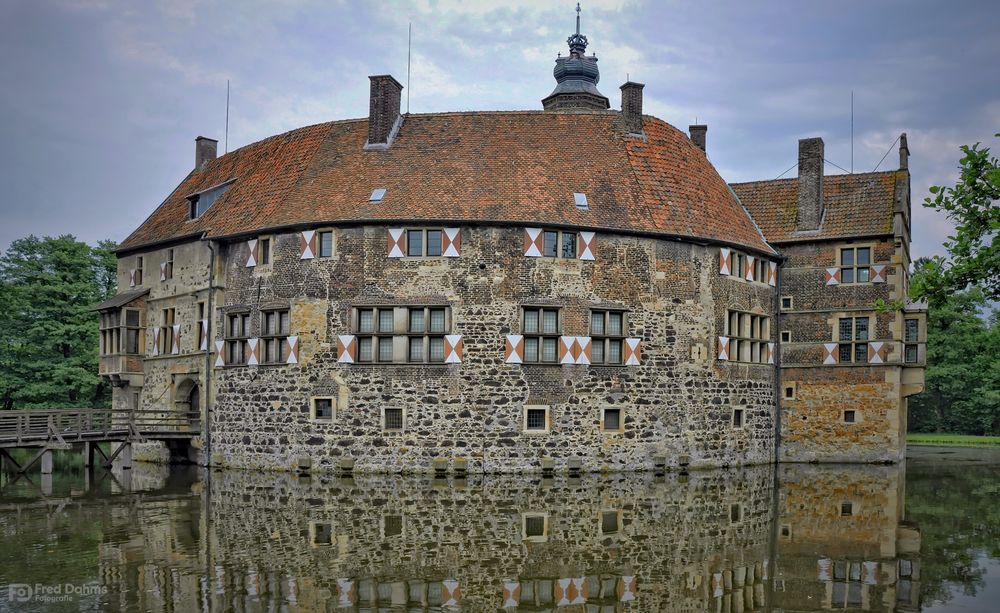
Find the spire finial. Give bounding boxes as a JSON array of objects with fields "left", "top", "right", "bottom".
[
  {"left": 576, "top": 2, "right": 581, "bottom": 36},
  {"left": 567, "top": 3, "right": 588, "bottom": 56}
]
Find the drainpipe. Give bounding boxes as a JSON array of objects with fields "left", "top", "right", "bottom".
[{"left": 203, "top": 240, "right": 216, "bottom": 466}]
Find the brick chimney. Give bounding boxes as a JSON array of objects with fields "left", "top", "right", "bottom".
[
  {"left": 796, "top": 137, "right": 824, "bottom": 231},
  {"left": 195, "top": 136, "right": 218, "bottom": 170},
  {"left": 620, "top": 82, "right": 644, "bottom": 135},
  {"left": 899, "top": 132, "right": 909, "bottom": 169},
  {"left": 689, "top": 125, "right": 707, "bottom": 153},
  {"left": 366, "top": 75, "right": 403, "bottom": 149}
]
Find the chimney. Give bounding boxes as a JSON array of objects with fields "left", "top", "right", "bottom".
[
  {"left": 899, "top": 132, "right": 909, "bottom": 169},
  {"left": 796, "top": 137, "right": 824, "bottom": 231},
  {"left": 689, "top": 125, "right": 707, "bottom": 153},
  {"left": 366, "top": 74, "right": 403, "bottom": 149},
  {"left": 195, "top": 136, "right": 218, "bottom": 170},
  {"left": 620, "top": 81, "right": 645, "bottom": 135}
]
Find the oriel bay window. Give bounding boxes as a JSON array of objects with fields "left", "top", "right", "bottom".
[
  {"left": 904, "top": 318, "right": 919, "bottom": 363},
  {"left": 838, "top": 316, "right": 869, "bottom": 363},
  {"left": 100, "top": 308, "right": 142, "bottom": 356},
  {"left": 354, "top": 306, "right": 450, "bottom": 364},
  {"left": 591, "top": 310, "right": 626, "bottom": 364},
  {"left": 522, "top": 307, "right": 560, "bottom": 363},
  {"left": 261, "top": 309, "right": 290, "bottom": 364},
  {"left": 226, "top": 312, "right": 251, "bottom": 364},
  {"left": 727, "top": 310, "right": 770, "bottom": 363},
  {"left": 839, "top": 246, "right": 871, "bottom": 284}
]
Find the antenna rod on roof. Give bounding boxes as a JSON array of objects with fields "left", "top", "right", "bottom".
[
  {"left": 225, "top": 79, "right": 230, "bottom": 154},
  {"left": 850, "top": 90, "right": 854, "bottom": 173},
  {"left": 406, "top": 22, "right": 412, "bottom": 114}
]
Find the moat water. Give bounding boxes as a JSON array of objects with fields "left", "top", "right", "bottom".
[{"left": 0, "top": 447, "right": 997, "bottom": 612}]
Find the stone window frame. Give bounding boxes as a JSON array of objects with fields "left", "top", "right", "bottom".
[
  {"left": 726, "top": 310, "right": 771, "bottom": 364},
  {"left": 904, "top": 317, "right": 920, "bottom": 363},
  {"left": 842, "top": 408, "right": 861, "bottom": 424},
  {"left": 521, "top": 512, "right": 550, "bottom": 542},
  {"left": 599, "top": 406, "right": 624, "bottom": 433},
  {"left": 780, "top": 330, "right": 791, "bottom": 343},
  {"left": 382, "top": 406, "right": 406, "bottom": 433},
  {"left": 160, "top": 307, "right": 176, "bottom": 355},
  {"left": 539, "top": 229, "right": 577, "bottom": 258},
  {"left": 162, "top": 248, "right": 174, "bottom": 281},
  {"left": 783, "top": 384, "right": 797, "bottom": 400},
  {"left": 310, "top": 396, "right": 335, "bottom": 422},
  {"left": 404, "top": 227, "right": 446, "bottom": 257},
  {"left": 256, "top": 235, "right": 273, "bottom": 268},
  {"left": 597, "top": 509, "right": 622, "bottom": 536},
  {"left": 521, "top": 306, "right": 562, "bottom": 364},
  {"left": 134, "top": 255, "right": 144, "bottom": 286},
  {"left": 406, "top": 306, "right": 448, "bottom": 363},
  {"left": 100, "top": 307, "right": 143, "bottom": 357},
  {"left": 730, "top": 250, "right": 769, "bottom": 284},
  {"left": 780, "top": 523, "right": 793, "bottom": 540},
  {"left": 309, "top": 521, "right": 334, "bottom": 547},
  {"left": 317, "top": 228, "right": 335, "bottom": 258},
  {"left": 836, "top": 316, "right": 870, "bottom": 364},
  {"left": 838, "top": 243, "right": 874, "bottom": 284},
  {"left": 729, "top": 503, "right": 743, "bottom": 524},
  {"left": 196, "top": 301, "right": 206, "bottom": 351},
  {"left": 522, "top": 405, "right": 551, "bottom": 434},
  {"left": 260, "top": 308, "right": 291, "bottom": 364},
  {"left": 780, "top": 296, "right": 793, "bottom": 310},
  {"left": 732, "top": 406, "right": 745, "bottom": 429},
  {"left": 381, "top": 513, "right": 405, "bottom": 538},
  {"left": 839, "top": 500, "right": 858, "bottom": 517},
  {"left": 353, "top": 305, "right": 451, "bottom": 364},
  {"left": 225, "top": 311, "right": 251, "bottom": 365},
  {"left": 590, "top": 309, "right": 627, "bottom": 365}
]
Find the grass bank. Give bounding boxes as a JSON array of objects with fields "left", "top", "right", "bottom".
[{"left": 907, "top": 433, "right": 1000, "bottom": 447}]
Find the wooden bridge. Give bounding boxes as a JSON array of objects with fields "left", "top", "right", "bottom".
[{"left": 0, "top": 408, "right": 200, "bottom": 475}]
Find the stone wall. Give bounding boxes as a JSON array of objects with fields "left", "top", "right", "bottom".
[{"left": 208, "top": 225, "right": 776, "bottom": 473}]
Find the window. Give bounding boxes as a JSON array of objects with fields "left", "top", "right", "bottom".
[
  {"left": 839, "top": 246, "right": 871, "bottom": 284},
  {"left": 780, "top": 330, "right": 791, "bottom": 343},
  {"left": 840, "top": 502, "right": 854, "bottom": 516},
  {"left": 599, "top": 510, "right": 620, "bottom": 535},
  {"left": 522, "top": 307, "right": 560, "bottom": 363},
  {"left": 523, "top": 405, "right": 550, "bottom": 433},
  {"left": 382, "top": 514, "right": 403, "bottom": 537},
  {"left": 904, "top": 319, "right": 919, "bottom": 363},
  {"left": 261, "top": 309, "right": 290, "bottom": 364},
  {"left": 781, "top": 296, "right": 793, "bottom": 310},
  {"left": 258, "top": 238, "right": 271, "bottom": 266},
  {"left": 408, "top": 307, "right": 447, "bottom": 363},
  {"left": 843, "top": 410, "right": 857, "bottom": 424},
  {"left": 311, "top": 397, "right": 334, "bottom": 421},
  {"left": 784, "top": 385, "right": 796, "bottom": 400},
  {"left": 726, "top": 310, "right": 770, "bottom": 363},
  {"left": 135, "top": 256, "right": 144, "bottom": 286},
  {"left": 540, "top": 230, "right": 576, "bottom": 258},
  {"left": 730, "top": 503, "right": 742, "bottom": 523},
  {"left": 196, "top": 302, "right": 206, "bottom": 351},
  {"left": 591, "top": 310, "right": 626, "bottom": 364},
  {"left": 101, "top": 308, "right": 142, "bottom": 356},
  {"left": 405, "top": 229, "right": 443, "bottom": 256},
  {"left": 383, "top": 407, "right": 404, "bottom": 431},
  {"left": 369, "top": 188, "right": 386, "bottom": 202},
  {"left": 735, "top": 253, "right": 745, "bottom": 279},
  {"left": 225, "top": 312, "right": 251, "bottom": 364},
  {"left": 163, "top": 249, "right": 174, "bottom": 280},
  {"left": 573, "top": 192, "right": 589, "bottom": 209},
  {"left": 318, "top": 231, "right": 333, "bottom": 257},
  {"left": 189, "top": 181, "right": 232, "bottom": 219},
  {"left": 311, "top": 522, "right": 332, "bottom": 546},
  {"left": 601, "top": 407, "right": 622, "bottom": 432},
  {"left": 160, "top": 308, "right": 176, "bottom": 354},
  {"left": 732, "top": 407, "right": 745, "bottom": 428},
  {"left": 838, "top": 317, "right": 869, "bottom": 363},
  {"left": 123, "top": 309, "right": 141, "bottom": 354},
  {"left": 780, "top": 524, "right": 792, "bottom": 539},
  {"left": 355, "top": 306, "right": 448, "bottom": 364},
  {"left": 522, "top": 513, "right": 549, "bottom": 541}
]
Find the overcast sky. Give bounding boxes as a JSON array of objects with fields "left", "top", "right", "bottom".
[{"left": 1, "top": 0, "right": 997, "bottom": 258}]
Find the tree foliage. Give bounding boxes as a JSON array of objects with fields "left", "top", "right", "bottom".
[
  {"left": 908, "top": 259, "right": 1000, "bottom": 435},
  {"left": 0, "top": 235, "right": 117, "bottom": 410},
  {"left": 913, "top": 134, "right": 1000, "bottom": 302}
]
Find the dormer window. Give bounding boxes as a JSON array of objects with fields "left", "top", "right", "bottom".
[{"left": 188, "top": 180, "right": 234, "bottom": 220}]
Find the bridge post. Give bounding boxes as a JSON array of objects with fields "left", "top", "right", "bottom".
[
  {"left": 40, "top": 449, "right": 53, "bottom": 475},
  {"left": 40, "top": 472, "right": 53, "bottom": 496},
  {"left": 83, "top": 442, "right": 95, "bottom": 468},
  {"left": 118, "top": 443, "right": 132, "bottom": 470}
]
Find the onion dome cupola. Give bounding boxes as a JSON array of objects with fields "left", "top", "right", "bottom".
[{"left": 542, "top": 3, "right": 610, "bottom": 111}]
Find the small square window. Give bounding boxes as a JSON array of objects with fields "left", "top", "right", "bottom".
[
  {"left": 780, "top": 524, "right": 792, "bottom": 539},
  {"left": 730, "top": 503, "right": 742, "bottom": 523},
  {"left": 841, "top": 502, "right": 853, "bottom": 516},
  {"left": 780, "top": 330, "right": 791, "bottom": 343},
  {"left": 384, "top": 407, "right": 404, "bottom": 431},
  {"left": 310, "top": 522, "right": 333, "bottom": 546},
  {"left": 732, "top": 408, "right": 745, "bottom": 428},
  {"left": 522, "top": 513, "right": 548, "bottom": 541},
  {"left": 524, "top": 406, "right": 549, "bottom": 433},
  {"left": 781, "top": 296, "right": 793, "bottom": 310},
  {"left": 311, "top": 398, "right": 334, "bottom": 421},
  {"left": 844, "top": 410, "right": 857, "bottom": 424},
  {"left": 599, "top": 510, "right": 620, "bottom": 535},
  {"left": 382, "top": 514, "right": 403, "bottom": 537},
  {"left": 784, "top": 385, "right": 796, "bottom": 400},
  {"left": 601, "top": 408, "right": 622, "bottom": 432}
]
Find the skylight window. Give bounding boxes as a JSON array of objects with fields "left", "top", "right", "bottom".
[
  {"left": 573, "top": 192, "right": 589, "bottom": 210},
  {"left": 188, "top": 180, "right": 234, "bottom": 220},
  {"left": 369, "top": 188, "right": 387, "bottom": 202}
]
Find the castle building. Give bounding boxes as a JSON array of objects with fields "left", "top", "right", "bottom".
[{"left": 96, "top": 11, "right": 925, "bottom": 473}]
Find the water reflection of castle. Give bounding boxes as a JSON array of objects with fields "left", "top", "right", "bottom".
[{"left": 83, "top": 464, "right": 920, "bottom": 611}]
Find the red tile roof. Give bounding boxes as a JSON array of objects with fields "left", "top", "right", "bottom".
[
  {"left": 119, "top": 111, "right": 774, "bottom": 255},
  {"left": 730, "top": 171, "right": 901, "bottom": 244}
]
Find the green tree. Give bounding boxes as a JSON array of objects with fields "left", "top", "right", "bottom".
[
  {"left": 0, "top": 235, "right": 117, "bottom": 410},
  {"left": 913, "top": 134, "right": 1000, "bottom": 302},
  {"left": 908, "top": 260, "right": 1000, "bottom": 434}
]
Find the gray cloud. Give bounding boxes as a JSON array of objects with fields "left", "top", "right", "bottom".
[{"left": 1, "top": 0, "right": 997, "bottom": 260}]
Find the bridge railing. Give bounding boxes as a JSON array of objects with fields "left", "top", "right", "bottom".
[{"left": 0, "top": 409, "right": 200, "bottom": 445}]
